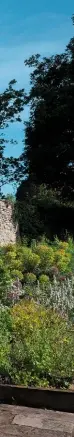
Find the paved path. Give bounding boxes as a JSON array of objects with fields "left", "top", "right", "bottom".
[{"left": 0, "top": 404, "right": 74, "bottom": 436}]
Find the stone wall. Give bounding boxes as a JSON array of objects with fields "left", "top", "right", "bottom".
[{"left": 0, "top": 200, "right": 19, "bottom": 246}]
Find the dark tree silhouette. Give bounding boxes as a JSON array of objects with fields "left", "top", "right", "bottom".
[{"left": 19, "top": 23, "right": 74, "bottom": 199}]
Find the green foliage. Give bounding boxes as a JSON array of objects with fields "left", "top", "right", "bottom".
[
  {"left": 14, "top": 31, "right": 74, "bottom": 201},
  {"left": 1, "top": 22, "right": 74, "bottom": 203},
  {"left": 0, "top": 307, "right": 12, "bottom": 375},
  {"left": 34, "top": 243, "right": 55, "bottom": 273},
  {"left": 4, "top": 194, "right": 15, "bottom": 203},
  {"left": 39, "top": 274, "right": 50, "bottom": 286},
  {"left": 0, "top": 250, "right": 12, "bottom": 302},
  {"left": 16, "top": 183, "right": 74, "bottom": 241},
  {"left": 16, "top": 183, "right": 46, "bottom": 241},
  {"left": 25, "top": 272, "right": 36, "bottom": 284},
  {"left": 10, "top": 301, "right": 74, "bottom": 385},
  {"left": 1, "top": 237, "right": 74, "bottom": 306},
  {"left": 0, "top": 291, "right": 73, "bottom": 386},
  {"left": 0, "top": 81, "right": 25, "bottom": 195}
]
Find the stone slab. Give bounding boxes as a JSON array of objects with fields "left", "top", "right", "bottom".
[
  {"left": 0, "top": 405, "right": 74, "bottom": 436},
  {"left": 12, "top": 409, "right": 74, "bottom": 433},
  {"left": 0, "top": 427, "right": 71, "bottom": 437}
]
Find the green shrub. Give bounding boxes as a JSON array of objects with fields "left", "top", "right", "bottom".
[
  {"left": 39, "top": 274, "right": 50, "bottom": 286},
  {"left": 1, "top": 236, "right": 74, "bottom": 307},
  {"left": 0, "top": 307, "right": 12, "bottom": 376},
  {"left": 0, "top": 302, "right": 73, "bottom": 386},
  {"left": 25, "top": 273, "right": 37, "bottom": 284},
  {"left": 10, "top": 301, "right": 74, "bottom": 385}
]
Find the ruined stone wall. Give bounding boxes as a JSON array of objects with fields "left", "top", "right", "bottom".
[{"left": 0, "top": 200, "right": 19, "bottom": 246}]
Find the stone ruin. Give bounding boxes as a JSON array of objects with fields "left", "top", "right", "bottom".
[{"left": 0, "top": 200, "right": 19, "bottom": 246}]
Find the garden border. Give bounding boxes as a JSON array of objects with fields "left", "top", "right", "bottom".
[{"left": 0, "top": 385, "right": 74, "bottom": 412}]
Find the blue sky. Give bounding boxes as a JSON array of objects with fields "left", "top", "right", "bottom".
[{"left": 1, "top": 0, "right": 74, "bottom": 194}]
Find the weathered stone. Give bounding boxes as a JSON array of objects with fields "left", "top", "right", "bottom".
[
  {"left": 0, "top": 201, "right": 19, "bottom": 246},
  {"left": 0, "top": 405, "right": 73, "bottom": 436}
]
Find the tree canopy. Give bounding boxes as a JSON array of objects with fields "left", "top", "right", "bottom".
[
  {"left": 1, "top": 16, "right": 74, "bottom": 201},
  {"left": 0, "top": 80, "right": 26, "bottom": 196},
  {"left": 20, "top": 34, "right": 74, "bottom": 198}
]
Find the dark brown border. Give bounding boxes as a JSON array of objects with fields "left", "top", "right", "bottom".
[{"left": 0, "top": 385, "right": 74, "bottom": 412}]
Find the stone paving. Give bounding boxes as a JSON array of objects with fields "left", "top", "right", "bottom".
[{"left": 0, "top": 404, "right": 74, "bottom": 436}]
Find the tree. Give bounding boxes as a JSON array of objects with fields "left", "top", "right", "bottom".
[
  {"left": 16, "top": 181, "right": 45, "bottom": 240},
  {"left": 16, "top": 180, "right": 74, "bottom": 241},
  {"left": 0, "top": 80, "right": 26, "bottom": 196},
  {"left": 19, "top": 22, "right": 74, "bottom": 199},
  {"left": 1, "top": 18, "right": 74, "bottom": 201}
]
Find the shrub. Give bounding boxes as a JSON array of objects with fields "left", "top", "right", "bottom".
[
  {"left": 1, "top": 236, "right": 74, "bottom": 307},
  {"left": 25, "top": 273, "right": 37, "bottom": 284},
  {"left": 0, "top": 307, "right": 12, "bottom": 377},
  {"left": 10, "top": 301, "right": 74, "bottom": 386},
  {"left": 0, "top": 302, "right": 73, "bottom": 387},
  {"left": 34, "top": 244, "right": 54, "bottom": 273},
  {"left": 22, "top": 275, "right": 74, "bottom": 319},
  {"left": 39, "top": 274, "right": 50, "bottom": 287}
]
